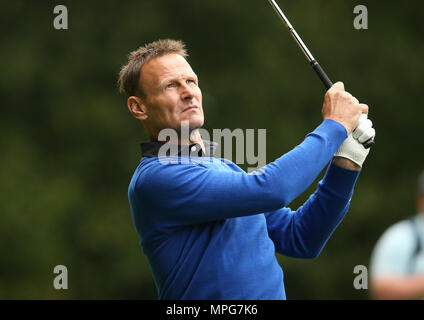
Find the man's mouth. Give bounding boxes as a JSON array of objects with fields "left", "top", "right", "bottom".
[{"left": 182, "top": 105, "right": 199, "bottom": 112}]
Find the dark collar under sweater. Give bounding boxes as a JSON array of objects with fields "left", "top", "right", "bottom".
[{"left": 140, "top": 140, "right": 218, "bottom": 158}]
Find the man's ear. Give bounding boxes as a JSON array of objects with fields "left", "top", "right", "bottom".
[{"left": 127, "top": 96, "right": 148, "bottom": 121}]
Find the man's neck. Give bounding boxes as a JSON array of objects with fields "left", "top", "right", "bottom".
[
  {"left": 186, "top": 129, "right": 205, "bottom": 154},
  {"left": 150, "top": 128, "right": 206, "bottom": 154}
]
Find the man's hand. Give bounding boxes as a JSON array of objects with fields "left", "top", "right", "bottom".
[
  {"left": 334, "top": 114, "right": 376, "bottom": 168},
  {"left": 322, "top": 81, "right": 368, "bottom": 134}
]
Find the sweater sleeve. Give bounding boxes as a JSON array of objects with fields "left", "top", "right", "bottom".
[
  {"left": 264, "top": 161, "right": 360, "bottom": 258},
  {"left": 132, "top": 119, "right": 347, "bottom": 227}
]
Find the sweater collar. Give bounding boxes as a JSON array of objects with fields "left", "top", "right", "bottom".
[{"left": 140, "top": 140, "right": 218, "bottom": 158}]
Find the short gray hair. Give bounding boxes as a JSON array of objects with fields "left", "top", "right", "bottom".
[{"left": 118, "top": 39, "right": 188, "bottom": 98}]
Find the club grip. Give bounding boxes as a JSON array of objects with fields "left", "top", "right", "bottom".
[
  {"left": 358, "top": 114, "right": 375, "bottom": 149},
  {"left": 362, "top": 137, "right": 374, "bottom": 149},
  {"left": 310, "top": 60, "right": 333, "bottom": 90},
  {"left": 310, "top": 60, "right": 374, "bottom": 148}
]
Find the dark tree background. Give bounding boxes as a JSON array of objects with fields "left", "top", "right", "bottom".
[{"left": 0, "top": 0, "right": 423, "bottom": 299}]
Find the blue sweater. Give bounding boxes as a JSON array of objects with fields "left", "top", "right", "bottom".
[{"left": 128, "top": 119, "right": 360, "bottom": 299}]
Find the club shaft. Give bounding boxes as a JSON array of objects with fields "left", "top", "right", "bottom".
[
  {"left": 268, "top": 0, "right": 334, "bottom": 89},
  {"left": 267, "top": 0, "right": 374, "bottom": 148},
  {"left": 268, "top": 0, "right": 315, "bottom": 62}
]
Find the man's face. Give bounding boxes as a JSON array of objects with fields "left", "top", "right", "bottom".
[{"left": 139, "top": 53, "right": 204, "bottom": 138}]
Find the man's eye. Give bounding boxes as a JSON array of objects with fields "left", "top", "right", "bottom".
[
  {"left": 187, "top": 79, "right": 196, "bottom": 85},
  {"left": 166, "top": 83, "right": 176, "bottom": 89}
]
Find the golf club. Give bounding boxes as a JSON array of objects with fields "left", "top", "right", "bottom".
[{"left": 267, "top": 0, "right": 374, "bottom": 148}]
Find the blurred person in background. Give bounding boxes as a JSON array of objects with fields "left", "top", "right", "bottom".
[{"left": 370, "top": 171, "right": 424, "bottom": 299}]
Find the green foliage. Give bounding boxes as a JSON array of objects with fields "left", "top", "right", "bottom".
[{"left": 1, "top": 0, "right": 423, "bottom": 299}]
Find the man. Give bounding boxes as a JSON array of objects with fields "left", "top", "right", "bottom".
[
  {"left": 118, "top": 39, "right": 375, "bottom": 299},
  {"left": 370, "top": 171, "right": 424, "bottom": 300}
]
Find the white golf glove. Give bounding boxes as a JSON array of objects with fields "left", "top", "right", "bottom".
[{"left": 334, "top": 114, "right": 375, "bottom": 168}]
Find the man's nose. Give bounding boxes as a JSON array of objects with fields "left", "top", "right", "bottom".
[{"left": 180, "top": 82, "right": 195, "bottom": 100}]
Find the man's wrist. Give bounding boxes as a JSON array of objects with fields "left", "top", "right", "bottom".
[
  {"left": 321, "top": 159, "right": 361, "bottom": 200},
  {"left": 333, "top": 156, "right": 361, "bottom": 171}
]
